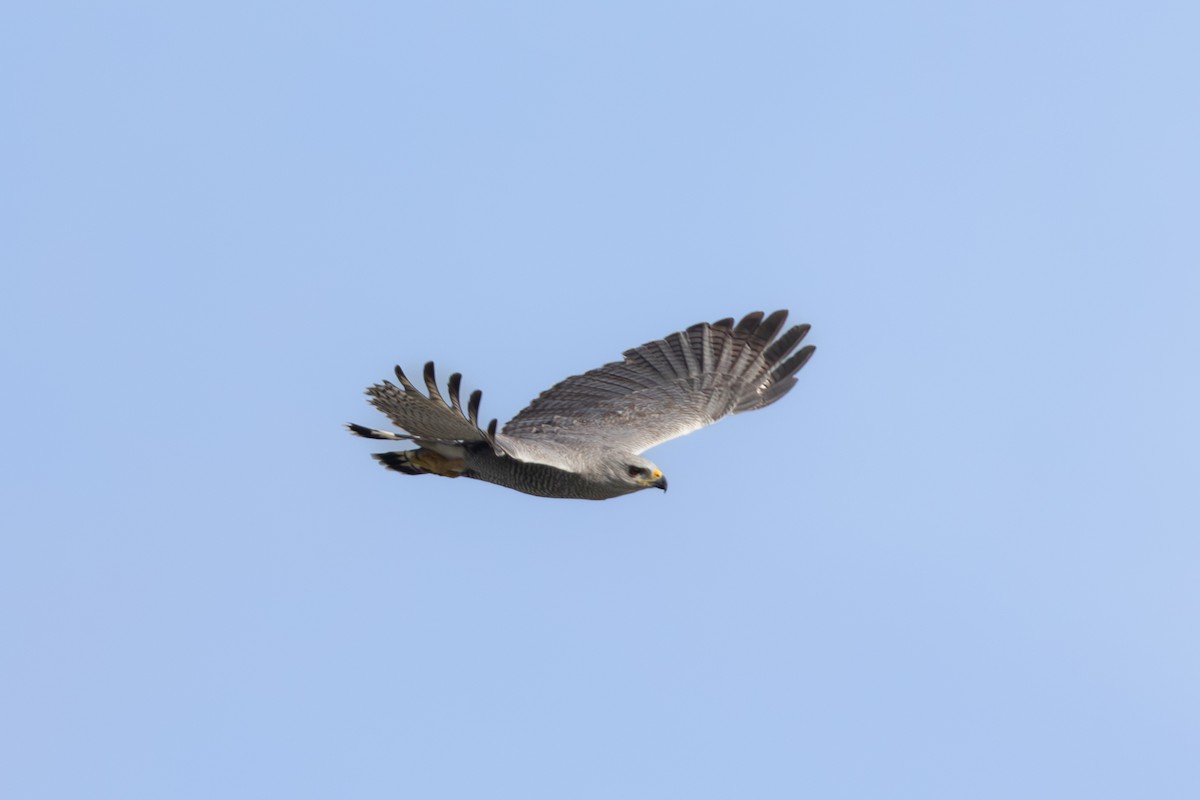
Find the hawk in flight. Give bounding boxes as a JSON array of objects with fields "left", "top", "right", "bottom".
[{"left": 348, "top": 310, "right": 815, "bottom": 500}]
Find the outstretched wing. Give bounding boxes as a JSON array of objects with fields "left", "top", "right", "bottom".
[
  {"left": 502, "top": 310, "right": 815, "bottom": 454},
  {"left": 348, "top": 362, "right": 505, "bottom": 453}
]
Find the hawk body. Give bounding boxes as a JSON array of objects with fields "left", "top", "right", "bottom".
[{"left": 349, "top": 310, "right": 816, "bottom": 499}]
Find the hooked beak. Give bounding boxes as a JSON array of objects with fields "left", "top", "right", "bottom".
[{"left": 653, "top": 475, "right": 668, "bottom": 492}]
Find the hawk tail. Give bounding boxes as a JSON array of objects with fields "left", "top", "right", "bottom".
[
  {"left": 345, "top": 423, "right": 413, "bottom": 441},
  {"left": 371, "top": 451, "right": 428, "bottom": 475},
  {"left": 368, "top": 447, "right": 466, "bottom": 478}
]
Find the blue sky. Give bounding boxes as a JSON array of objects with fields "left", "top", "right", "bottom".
[{"left": 3, "top": 1, "right": 1198, "bottom": 797}]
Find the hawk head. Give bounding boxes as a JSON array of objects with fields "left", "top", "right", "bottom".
[{"left": 611, "top": 454, "right": 667, "bottom": 494}]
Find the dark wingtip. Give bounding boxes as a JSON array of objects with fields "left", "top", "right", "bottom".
[
  {"left": 392, "top": 364, "right": 421, "bottom": 392},
  {"left": 467, "top": 389, "right": 482, "bottom": 426},
  {"left": 734, "top": 311, "right": 765, "bottom": 335},
  {"left": 752, "top": 309, "right": 789, "bottom": 346},
  {"left": 763, "top": 323, "right": 811, "bottom": 364},
  {"left": 772, "top": 344, "right": 816, "bottom": 382},
  {"left": 423, "top": 361, "right": 447, "bottom": 404}
]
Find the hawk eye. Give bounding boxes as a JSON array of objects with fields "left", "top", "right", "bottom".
[{"left": 627, "top": 465, "right": 645, "bottom": 478}]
